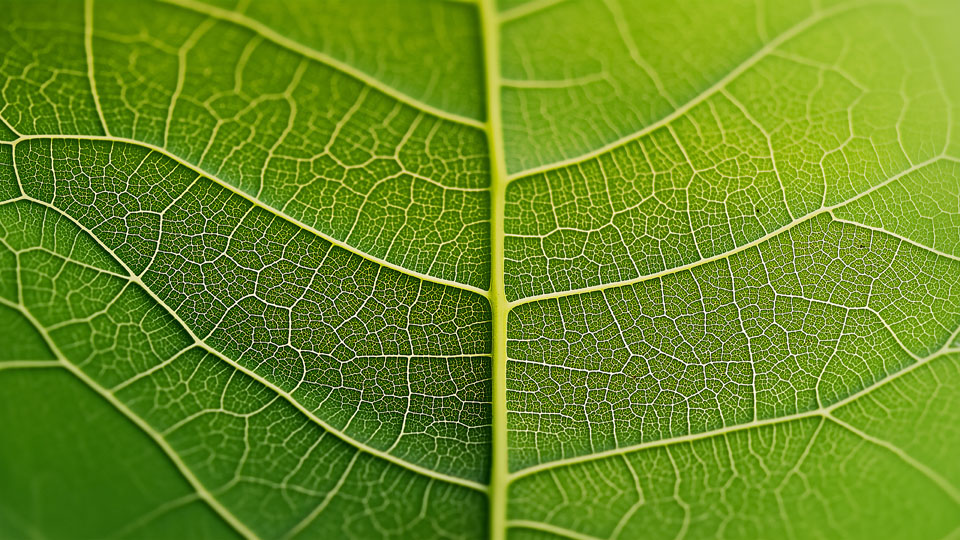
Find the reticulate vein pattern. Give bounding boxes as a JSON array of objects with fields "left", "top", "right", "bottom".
[{"left": 2, "top": 0, "right": 960, "bottom": 539}]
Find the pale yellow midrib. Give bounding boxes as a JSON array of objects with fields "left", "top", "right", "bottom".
[{"left": 478, "top": 0, "right": 510, "bottom": 538}]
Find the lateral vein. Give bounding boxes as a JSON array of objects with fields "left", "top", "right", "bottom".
[
  {"left": 11, "top": 195, "right": 489, "bottom": 493},
  {"left": 156, "top": 0, "right": 486, "bottom": 130},
  {"left": 12, "top": 134, "right": 488, "bottom": 297},
  {"left": 510, "top": 154, "right": 955, "bottom": 307}
]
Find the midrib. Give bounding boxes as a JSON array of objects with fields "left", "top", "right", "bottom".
[{"left": 479, "top": 0, "right": 510, "bottom": 538}]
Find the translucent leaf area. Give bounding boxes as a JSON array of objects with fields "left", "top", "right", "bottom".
[{"left": 1, "top": 0, "right": 960, "bottom": 539}]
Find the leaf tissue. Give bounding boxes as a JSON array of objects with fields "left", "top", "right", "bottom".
[{"left": 1, "top": 0, "right": 960, "bottom": 538}]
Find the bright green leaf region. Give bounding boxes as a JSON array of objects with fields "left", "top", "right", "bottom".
[{"left": 1, "top": 0, "right": 959, "bottom": 538}]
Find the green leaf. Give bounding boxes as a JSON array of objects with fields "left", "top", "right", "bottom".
[{"left": 1, "top": 0, "right": 959, "bottom": 539}]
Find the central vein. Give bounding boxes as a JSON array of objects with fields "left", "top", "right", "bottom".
[{"left": 480, "top": 0, "right": 510, "bottom": 538}]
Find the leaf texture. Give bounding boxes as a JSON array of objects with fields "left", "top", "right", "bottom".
[{"left": 1, "top": 0, "right": 960, "bottom": 539}]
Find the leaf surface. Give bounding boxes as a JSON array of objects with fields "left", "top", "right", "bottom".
[{"left": 2, "top": 0, "right": 960, "bottom": 539}]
